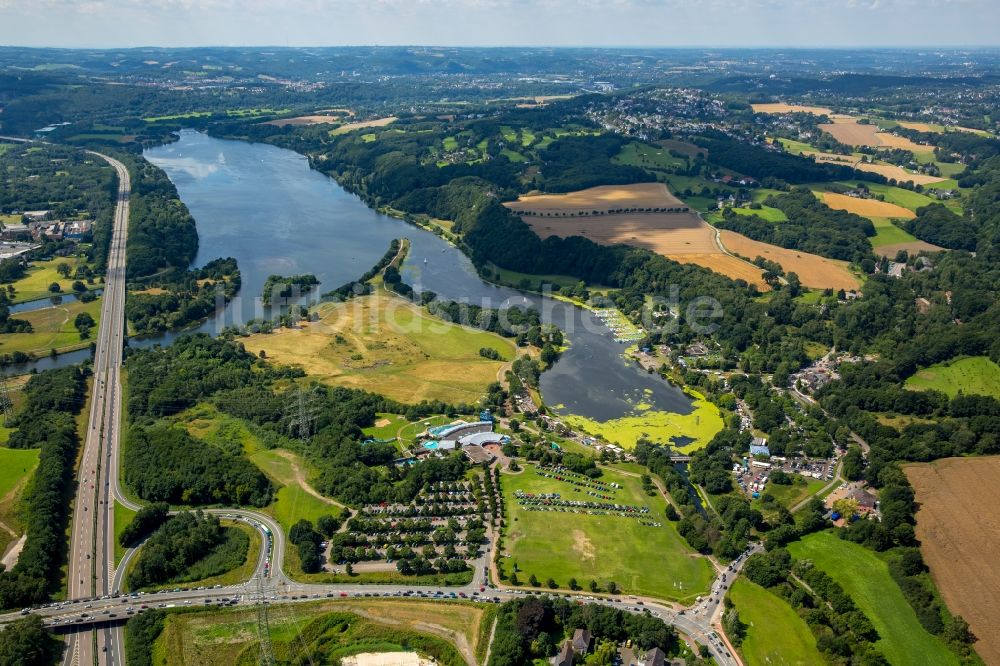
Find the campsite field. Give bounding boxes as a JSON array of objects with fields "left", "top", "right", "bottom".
[
  {"left": 751, "top": 103, "right": 833, "bottom": 115},
  {"left": 501, "top": 463, "right": 714, "bottom": 602},
  {"left": 727, "top": 578, "right": 824, "bottom": 666},
  {"left": 244, "top": 293, "right": 515, "bottom": 405},
  {"left": 150, "top": 599, "right": 487, "bottom": 666},
  {"left": 904, "top": 455, "right": 1000, "bottom": 666},
  {"left": 788, "top": 531, "right": 958, "bottom": 666},
  {"left": 0, "top": 296, "right": 102, "bottom": 356},
  {"left": 820, "top": 192, "right": 915, "bottom": 219},
  {"left": 905, "top": 356, "right": 1000, "bottom": 399},
  {"left": 719, "top": 231, "right": 860, "bottom": 291}
]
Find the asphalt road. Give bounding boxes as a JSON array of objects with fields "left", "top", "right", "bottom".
[{"left": 62, "top": 150, "right": 130, "bottom": 666}]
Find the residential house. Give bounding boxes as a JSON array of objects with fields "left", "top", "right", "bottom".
[{"left": 571, "top": 629, "right": 593, "bottom": 655}]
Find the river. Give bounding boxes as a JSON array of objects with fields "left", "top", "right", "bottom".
[{"left": 12, "top": 130, "right": 693, "bottom": 426}]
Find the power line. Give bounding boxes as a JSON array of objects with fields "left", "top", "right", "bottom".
[{"left": 252, "top": 574, "right": 276, "bottom": 666}]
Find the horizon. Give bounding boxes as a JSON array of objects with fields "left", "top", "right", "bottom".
[{"left": 1, "top": 0, "right": 998, "bottom": 50}]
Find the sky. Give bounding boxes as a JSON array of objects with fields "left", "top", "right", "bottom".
[{"left": 0, "top": 0, "right": 997, "bottom": 49}]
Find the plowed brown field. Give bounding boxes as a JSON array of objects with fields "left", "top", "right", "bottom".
[
  {"left": 751, "top": 103, "right": 833, "bottom": 115},
  {"left": 822, "top": 192, "right": 916, "bottom": 219},
  {"left": 905, "top": 456, "right": 1000, "bottom": 666},
  {"left": 720, "top": 230, "right": 861, "bottom": 291}
]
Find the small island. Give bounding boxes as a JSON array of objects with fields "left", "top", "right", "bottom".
[{"left": 261, "top": 273, "right": 320, "bottom": 305}]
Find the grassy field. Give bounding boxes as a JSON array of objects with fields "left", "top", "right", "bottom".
[
  {"left": 501, "top": 463, "right": 714, "bottom": 602},
  {"left": 113, "top": 501, "right": 138, "bottom": 567},
  {"left": 243, "top": 293, "right": 516, "bottom": 405},
  {"left": 788, "top": 531, "right": 958, "bottom": 666},
  {"left": 776, "top": 138, "right": 819, "bottom": 155},
  {"left": 127, "top": 522, "right": 261, "bottom": 593},
  {"left": 181, "top": 404, "right": 342, "bottom": 534},
  {"left": 361, "top": 412, "right": 409, "bottom": 440},
  {"left": 614, "top": 142, "right": 686, "bottom": 170},
  {"left": 150, "top": 598, "right": 489, "bottom": 666},
  {"left": 0, "top": 446, "right": 40, "bottom": 557},
  {"left": 7, "top": 257, "right": 95, "bottom": 303},
  {"left": 562, "top": 390, "right": 724, "bottom": 452},
  {"left": 728, "top": 578, "right": 823, "bottom": 666},
  {"left": 868, "top": 216, "right": 922, "bottom": 248},
  {"left": 762, "top": 477, "right": 827, "bottom": 509},
  {"left": 905, "top": 356, "right": 1000, "bottom": 399},
  {"left": 729, "top": 206, "right": 788, "bottom": 222},
  {"left": 0, "top": 296, "right": 102, "bottom": 356}
]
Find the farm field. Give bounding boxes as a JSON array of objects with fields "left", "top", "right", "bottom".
[
  {"left": 7, "top": 256, "right": 94, "bottom": 303},
  {"left": 788, "top": 531, "right": 959, "bottom": 666},
  {"left": 904, "top": 356, "right": 1000, "bottom": 398},
  {"left": 807, "top": 151, "right": 946, "bottom": 186},
  {"left": 875, "top": 240, "right": 945, "bottom": 258},
  {"left": 819, "top": 117, "right": 928, "bottom": 152},
  {"left": 719, "top": 230, "right": 861, "bottom": 291},
  {"left": 729, "top": 206, "right": 787, "bottom": 222},
  {"left": 751, "top": 103, "right": 833, "bottom": 115},
  {"left": 511, "top": 185, "right": 768, "bottom": 288},
  {"left": 501, "top": 462, "right": 714, "bottom": 602},
  {"left": 864, "top": 216, "right": 924, "bottom": 249},
  {"left": 264, "top": 114, "right": 343, "bottom": 126},
  {"left": 181, "top": 404, "right": 342, "bottom": 533},
  {"left": 561, "top": 389, "right": 724, "bottom": 452},
  {"left": 505, "top": 182, "right": 688, "bottom": 214},
  {"left": 904, "top": 455, "right": 1000, "bottom": 666},
  {"left": 820, "top": 192, "right": 915, "bottom": 219},
  {"left": 149, "top": 599, "right": 487, "bottom": 666},
  {"left": 243, "top": 292, "right": 515, "bottom": 405},
  {"left": 656, "top": 138, "right": 704, "bottom": 157},
  {"left": 727, "top": 578, "right": 824, "bottom": 666},
  {"left": 330, "top": 116, "right": 398, "bottom": 135},
  {"left": 0, "top": 296, "right": 102, "bottom": 356}
]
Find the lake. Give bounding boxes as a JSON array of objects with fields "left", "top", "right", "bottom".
[{"left": 138, "top": 130, "right": 693, "bottom": 424}]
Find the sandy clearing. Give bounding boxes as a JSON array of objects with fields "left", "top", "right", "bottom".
[
  {"left": 873, "top": 240, "right": 944, "bottom": 258},
  {"left": 504, "top": 182, "right": 687, "bottom": 215},
  {"left": 751, "top": 103, "right": 833, "bottom": 115},
  {"left": 822, "top": 192, "right": 916, "bottom": 219},
  {"left": 331, "top": 116, "right": 398, "bottom": 135},
  {"left": 720, "top": 230, "right": 861, "bottom": 291},
  {"left": 1, "top": 534, "right": 25, "bottom": 570},
  {"left": 905, "top": 456, "right": 1000, "bottom": 666}
]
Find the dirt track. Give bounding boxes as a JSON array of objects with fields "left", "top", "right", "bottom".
[{"left": 905, "top": 456, "right": 1000, "bottom": 666}]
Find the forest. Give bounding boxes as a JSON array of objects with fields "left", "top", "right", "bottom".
[{"left": 716, "top": 188, "right": 876, "bottom": 263}]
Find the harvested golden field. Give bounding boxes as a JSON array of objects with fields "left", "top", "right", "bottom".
[
  {"left": 670, "top": 254, "right": 769, "bottom": 287},
  {"left": 822, "top": 192, "right": 916, "bottom": 219},
  {"left": 898, "top": 121, "right": 939, "bottom": 133},
  {"left": 243, "top": 292, "right": 514, "bottom": 405},
  {"left": 751, "top": 103, "right": 833, "bottom": 115},
  {"left": 330, "top": 116, "right": 398, "bottom": 135},
  {"left": 873, "top": 240, "right": 943, "bottom": 258},
  {"left": 820, "top": 118, "right": 927, "bottom": 152},
  {"left": 265, "top": 114, "right": 342, "bottom": 126},
  {"left": 720, "top": 230, "right": 861, "bottom": 291},
  {"left": 852, "top": 163, "right": 944, "bottom": 186},
  {"left": 523, "top": 212, "right": 767, "bottom": 288},
  {"left": 905, "top": 456, "right": 1000, "bottom": 666},
  {"left": 505, "top": 182, "right": 686, "bottom": 215}
]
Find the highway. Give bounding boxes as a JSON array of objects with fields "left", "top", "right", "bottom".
[{"left": 63, "top": 151, "right": 130, "bottom": 666}]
